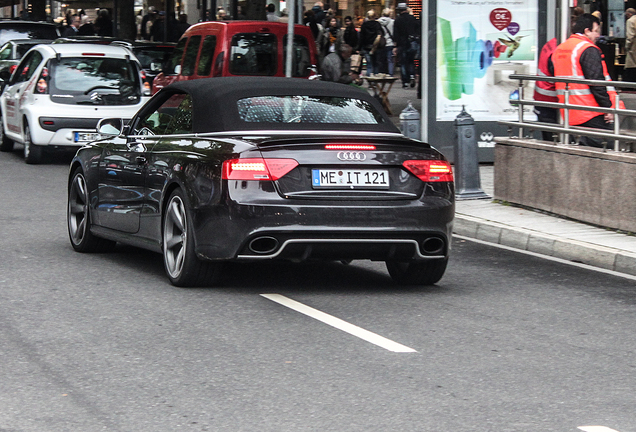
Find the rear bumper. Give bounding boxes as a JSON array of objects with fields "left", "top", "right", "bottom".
[{"left": 192, "top": 197, "right": 455, "bottom": 262}]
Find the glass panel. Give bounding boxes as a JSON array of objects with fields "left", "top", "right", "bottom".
[
  {"left": 164, "top": 38, "right": 186, "bottom": 74},
  {"left": 0, "top": 44, "right": 11, "bottom": 60},
  {"left": 197, "top": 35, "right": 217, "bottom": 76},
  {"left": 48, "top": 57, "right": 141, "bottom": 105},
  {"left": 283, "top": 35, "right": 312, "bottom": 77},
  {"left": 137, "top": 93, "right": 187, "bottom": 135},
  {"left": 0, "top": 25, "right": 58, "bottom": 46},
  {"left": 164, "top": 95, "right": 193, "bottom": 134},
  {"left": 229, "top": 33, "right": 276, "bottom": 75},
  {"left": 182, "top": 35, "right": 201, "bottom": 76},
  {"left": 237, "top": 96, "right": 384, "bottom": 124}
]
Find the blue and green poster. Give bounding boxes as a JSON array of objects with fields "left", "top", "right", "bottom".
[{"left": 436, "top": 0, "right": 538, "bottom": 121}]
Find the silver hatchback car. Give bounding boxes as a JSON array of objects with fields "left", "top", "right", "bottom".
[{"left": 0, "top": 43, "right": 150, "bottom": 163}]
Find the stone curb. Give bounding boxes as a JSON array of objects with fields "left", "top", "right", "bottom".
[{"left": 454, "top": 214, "right": 636, "bottom": 277}]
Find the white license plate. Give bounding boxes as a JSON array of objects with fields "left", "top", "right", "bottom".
[
  {"left": 74, "top": 132, "right": 99, "bottom": 143},
  {"left": 312, "top": 169, "right": 389, "bottom": 188}
]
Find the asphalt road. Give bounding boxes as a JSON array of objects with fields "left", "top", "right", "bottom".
[{"left": 1, "top": 148, "right": 635, "bottom": 432}]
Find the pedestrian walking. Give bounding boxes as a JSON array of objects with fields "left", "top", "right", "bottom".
[
  {"left": 357, "top": 10, "right": 383, "bottom": 76},
  {"left": 377, "top": 8, "right": 395, "bottom": 75},
  {"left": 624, "top": 8, "right": 636, "bottom": 81},
  {"left": 393, "top": 2, "right": 419, "bottom": 88}
]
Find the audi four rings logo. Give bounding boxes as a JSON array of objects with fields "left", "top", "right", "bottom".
[{"left": 337, "top": 151, "right": 367, "bottom": 161}]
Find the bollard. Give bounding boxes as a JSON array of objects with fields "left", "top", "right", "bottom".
[
  {"left": 454, "top": 106, "right": 490, "bottom": 200},
  {"left": 399, "top": 101, "right": 420, "bottom": 140}
]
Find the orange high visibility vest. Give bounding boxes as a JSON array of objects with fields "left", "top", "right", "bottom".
[
  {"left": 534, "top": 38, "right": 558, "bottom": 103},
  {"left": 553, "top": 34, "right": 623, "bottom": 125}
]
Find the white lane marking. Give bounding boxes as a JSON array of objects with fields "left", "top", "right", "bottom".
[
  {"left": 578, "top": 427, "right": 621, "bottom": 432},
  {"left": 260, "top": 294, "right": 417, "bottom": 353},
  {"left": 454, "top": 235, "right": 636, "bottom": 282}
]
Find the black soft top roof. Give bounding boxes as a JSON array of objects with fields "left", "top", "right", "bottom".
[{"left": 158, "top": 77, "right": 401, "bottom": 134}]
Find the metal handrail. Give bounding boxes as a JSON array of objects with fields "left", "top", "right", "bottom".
[{"left": 500, "top": 74, "right": 636, "bottom": 152}]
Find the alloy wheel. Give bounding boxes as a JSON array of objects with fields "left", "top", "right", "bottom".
[
  {"left": 163, "top": 194, "right": 188, "bottom": 278},
  {"left": 68, "top": 173, "right": 89, "bottom": 246}
]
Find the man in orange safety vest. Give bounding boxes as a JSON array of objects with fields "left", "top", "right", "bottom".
[
  {"left": 533, "top": 38, "right": 558, "bottom": 141},
  {"left": 552, "top": 13, "right": 624, "bottom": 147}
]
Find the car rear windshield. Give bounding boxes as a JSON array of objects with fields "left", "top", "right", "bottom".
[
  {"left": 237, "top": 96, "right": 384, "bottom": 124},
  {"left": 48, "top": 57, "right": 141, "bottom": 105},
  {"left": 230, "top": 33, "right": 276, "bottom": 75},
  {"left": 0, "top": 24, "right": 58, "bottom": 46}
]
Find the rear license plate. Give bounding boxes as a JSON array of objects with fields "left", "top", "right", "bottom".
[
  {"left": 312, "top": 169, "right": 389, "bottom": 188},
  {"left": 74, "top": 132, "right": 99, "bottom": 143}
]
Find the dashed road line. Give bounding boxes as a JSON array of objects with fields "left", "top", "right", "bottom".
[
  {"left": 578, "top": 427, "right": 621, "bottom": 432},
  {"left": 260, "top": 293, "right": 417, "bottom": 353}
]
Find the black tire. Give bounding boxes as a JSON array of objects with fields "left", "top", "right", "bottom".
[
  {"left": 163, "top": 189, "right": 222, "bottom": 287},
  {"left": 23, "top": 124, "right": 43, "bottom": 164},
  {"left": 386, "top": 258, "right": 448, "bottom": 286},
  {"left": 0, "top": 112, "right": 13, "bottom": 152},
  {"left": 68, "top": 168, "right": 116, "bottom": 252}
]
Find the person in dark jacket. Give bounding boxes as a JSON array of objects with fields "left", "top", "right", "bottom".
[
  {"left": 62, "top": 14, "right": 81, "bottom": 37},
  {"left": 94, "top": 9, "right": 113, "bottom": 37},
  {"left": 358, "top": 10, "right": 383, "bottom": 76},
  {"left": 343, "top": 16, "right": 359, "bottom": 52},
  {"left": 393, "top": 3, "right": 420, "bottom": 88}
]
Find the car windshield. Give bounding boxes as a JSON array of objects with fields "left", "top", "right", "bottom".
[
  {"left": 237, "top": 96, "right": 384, "bottom": 124},
  {"left": 49, "top": 57, "right": 141, "bottom": 105},
  {"left": 133, "top": 47, "right": 173, "bottom": 70},
  {"left": 0, "top": 25, "right": 58, "bottom": 46},
  {"left": 16, "top": 43, "right": 39, "bottom": 58}
]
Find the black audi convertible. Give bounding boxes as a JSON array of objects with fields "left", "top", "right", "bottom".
[{"left": 67, "top": 77, "right": 454, "bottom": 287}]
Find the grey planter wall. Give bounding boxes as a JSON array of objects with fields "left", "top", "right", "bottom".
[{"left": 494, "top": 138, "right": 636, "bottom": 233}]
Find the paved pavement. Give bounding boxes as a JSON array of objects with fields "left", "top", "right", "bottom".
[{"left": 382, "top": 83, "right": 636, "bottom": 278}]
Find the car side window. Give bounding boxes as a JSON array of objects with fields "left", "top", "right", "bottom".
[
  {"left": 197, "top": 35, "right": 216, "bottom": 76},
  {"left": 135, "top": 93, "right": 188, "bottom": 136},
  {"left": 0, "top": 44, "right": 12, "bottom": 60},
  {"left": 182, "top": 35, "right": 201, "bottom": 76},
  {"left": 13, "top": 51, "right": 43, "bottom": 84},
  {"left": 164, "top": 38, "right": 186, "bottom": 75},
  {"left": 164, "top": 95, "right": 193, "bottom": 134}
]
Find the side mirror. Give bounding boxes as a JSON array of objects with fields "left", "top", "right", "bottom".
[{"left": 97, "top": 118, "right": 124, "bottom": 137}]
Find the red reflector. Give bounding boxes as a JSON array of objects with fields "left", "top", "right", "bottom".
[
  {"left": 82, "top": 53, "right": 106, "bottom": 56},
  {"left": 222, "top": 158, "right": 298, "bottom": 181},
  {"left": 325, "top": 144, "right": 376, "bottom": 150},
  {"left": 402, "top": 160, "right": 453, "bottom": 182},
  {"left": 43, "top": 120, "right": 54, "bottom": 125}
]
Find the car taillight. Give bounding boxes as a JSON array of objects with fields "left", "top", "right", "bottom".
[
  {"left": 402, "top": 160, "right": 453, "bottom": 182},
  {"left": 324, "top": 144, "right": 376, "bottom": 150},
  {"left": 35, "top": 67, "right": 48, "bottom": 94},
  {"left": 222, "top": 158, "right": 299, "bottom": 181}
]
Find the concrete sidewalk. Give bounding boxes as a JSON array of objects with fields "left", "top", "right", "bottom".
[{"left": 381, "top": 84, "right": 636, "bottom": 278}]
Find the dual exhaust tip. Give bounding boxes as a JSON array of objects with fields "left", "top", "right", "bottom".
[{"left": 248, "top": 236, "right": 446, "bottom": 256}]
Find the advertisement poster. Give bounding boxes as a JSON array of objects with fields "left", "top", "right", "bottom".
[{"left": 436, "top": 0, "right": 538, "bottom": 121}]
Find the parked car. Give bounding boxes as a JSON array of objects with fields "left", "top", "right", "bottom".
[
  {"left": 0, "top": 43, "right": 150, "bottom": 163},
  {"left": 67, "top": 77, "right": 455, "bottom": 287},
  {"left": 111, "top": 40, "right": 176, "bottom": 95},
  {"left": 0, "top": 20, "right": 59, "bottom": 46},
  {"left": 0, "top": 38, "right": 55, "bottom": 85},
  {"left": 151, "top": 21, "right": 318, "bottom": 93}
]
